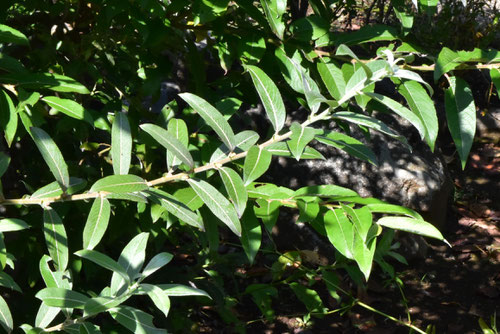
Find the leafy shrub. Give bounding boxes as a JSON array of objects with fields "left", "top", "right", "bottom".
[{"left": 0, "top": 0, "right": 499, "bottom": 333}]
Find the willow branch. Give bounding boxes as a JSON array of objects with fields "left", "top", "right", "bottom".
[{"left": 0, "top": 108, "right": 333, "bottom": 206}]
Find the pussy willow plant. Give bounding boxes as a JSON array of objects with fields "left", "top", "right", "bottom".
[{"left": 0, "top": 19, "right": 457, "bottom": 332}]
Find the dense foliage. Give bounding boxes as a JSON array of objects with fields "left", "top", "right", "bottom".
[{"left": 0, "top": 0, "right": 499, "bottom": 332}]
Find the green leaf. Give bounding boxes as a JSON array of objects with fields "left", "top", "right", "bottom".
[
  {"left": 36, "top": 288, "right": 90, "bottom": 309},
  {"left": 324, "top": 208, "right": 354, "bottom": 259},
  {"left": 111, "top": 112, "right": 132, "bottom": 175},
  {"left": 31, "top": 177, "right": 87, "bottom": 199},
  {"left": 110, "top": 233, "right": 149, "bottom": 296},
  {"left": 42, "top": 96, "right": 93, "bottom": 125},
  {"left": 266, "top": 142, "right": 325, "bottom": 160},
  {"left": 140, "top": 123, "right": 194, "bottom": 168},
  {"left": 377, "top": 216, "right": 449, "bottom": 244},
  {"left": 0, "top": 24, "right": 29, "bottom": 45},
  {"left": 209, "top": 130, "right": 259, "bottom": 163},
  {"left": 156, "top": 284, "right": 211, "bottom": 298},
  {"left": 75, "top": 250, "right": 130, "bottom": 285},
  {"left": 0, "top": 53, "right": 27, "bottom": 73},
  {"left": 109, "top": 306, "right": 167, "bottom": 334},
  {"left": 290, "top": 15, "right": 329, "bottom": 41},
  {"left": 0, "top": 88, "right": 17, "bottom": 147},
  {"left": 0, "top": 234, "right": 5, "bottom": 270},
  {"left": 352, "top": 226, "right": 376, "bottom": 280},
  {"left": 106, "top": 192, "right": 147, "bottom": 203},
  {"left": 490, "top": 68, "right": 500, "bottom": 97},
  {"left": 293, "top": 185, "right": 358, "bottom": 199},
  {"left": 434, "top": 47, "right": 461, "bottom": 82},
  {"left": 287, "top": 123, "right": 317, "bottom": 160},
  {"left": 243, "top": 146, "right": 272, "bottom": 186},
  {"left": 0, "top": 218, "right": 29, "bottom": 232},
  {"left": 328, "top": 24, "right": 399, "bottom": 46},
  {"left": 79, "top": 322, "right": 101, "bottom": 334},
  {"left": 31, "top": 127, "right": 70, "bottom": 191},
  {"left": 240, "top": 208, "right": 262, "bottom": 265},
  {"left": 35, "top": 302, "right": 60, "bottom": 328},
  {"left": 83, "top": 197, "right": 111, "bottom": 250},
  {"left": 274, "top": 48, "right": 305, "bottom": 94},
  {"left": 84, "top": 295, "right": 128, "bottom": 316},
  {"left": 331, "top": 111, "right": 410, "bottom": 149},
  {"left": 90, "top": 175, "right": 148, "bottom": 194},
  {"left": 166, "top": 118, "right": 189, "bottom": 170},
  {"left": 398, "top": 81, "right": 438, "bottom": 151},
  {"left": 0, "top": 295, "right": 13, "bottom": 333},
  {"left": 219, "top": 167, "right": 248, "bottom": 217},
  {"left": 342, "top": 205, "right": 372, "bottom": 242},
  {"left": 317, "top": 61, "right": 346, "bottom": 101},
  {"left": 43, "top": 208, "right": 69, "bottom": 272},
  {"left": 245, "top": 65, "right": 286, "bottom": 133},
  {"left": 445, "top": 76, "right": 476, "bottom": 169},
  {"left": 0, "top": 152, "right": 9, "bottom": 178},
  {"left": 139, "top": 284, "right": 171, "bottom": 318},
  {"left": 178, "top": 93, "right": 236, "bottom": 151},
  {"left": 366, "top": 203, "right": 423, "bottom": 220},
  {"left": 289, "top": 282, "right": 327, "bottom": 314},
  {"left": 316, "top": 130, "right": 378, "bottom": 166},
  {"left": 245, "top": 284, "right": 277, "bottom": 321},
  {"left": 141, "top": 252, "right": 173, "bottom": 278},
  {"left": 187, "top": 178, "right": 241, "bottom": 236},
  {"left": 145, "top": 189, "right": 203, "bottom": 230},
  {"left": 0, "top": 72, "right": 90, "bottom": 94},
  {"left": 39, "top": 255, "right": 71, "bottom": 289},
  {"left": 0, "top": 272, "right": 21, "bottom": 292},
  {"left": 260, "top": 0, "right": 286, "bottom": 39}
]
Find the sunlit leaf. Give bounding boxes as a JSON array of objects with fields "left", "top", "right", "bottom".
[
  {"left": 83, "top": 197, "right": 111, "bottom": 250},
  {"left": 377, "top": 216, "right": 449, "bottom": 245},
  {"left": 315, "top": 130, "right": 377, "bottom": 165},
  {"left": 90, "top": 175, "right": 148, "bottom": 194},
  {"left": 166, "top": 118, "right": 189, "bottom": 170},
  {"left": 0, "top": 295, "right": 13, "bottom": 333},
  {"left": 324, "top": 208, "right": 354, "bottom": 259},
  {"left": 0, "top": 72, "right": 90, "bottom": 94},
  {"left": 109, "top": 306, "right": 167, "bottom": 334},
  {"left": 287, "top": 122, "right": 317, "bottom": 160},
  {"left": 243, "top": 146, "right": 272, "bottom": 186},
  {"left": 31, "top": 127, "right": 70, "bottom": 191},
  {"left": 0, "top": 218, "right": 29, "bottom": 233},
  {"left": 139, "top": 284, "right": 171, "bottom": 318},
  {"left": 42, "top": 96, "right": 93, "bottom": 124},
  {"left": 187, "top": 178, "right": 241, "bottom": 236},
  {"left": 111, "top": 112, "right": 132, "bottom": 175},
  {"left": 35, "top": 302, "right": 60, "bottom": 328},
  {"left": 240, "top": 208, "right": 262, "bottom": 264},
  {"left": 0, "top": 24, "right": 29, "bottom": 45},
  {"left": 141, "top": 252, "right": 173, "bottom": 278},
  {"left": 0, "top": 88, "right": 17, "bottom": 147},
  {"left": 75, "top": 250, "right": 130, "bottom": 285},
  {"left": 219, "top": 167, "right": 248, "bottom": 217},
  {"left": 156, "top": 284, "right": 211, "bottom": 299},
  {"left": 36, "top": 288, "right": 90, "bottom": 309},
  {"left": 31, "top": 177, "right": 87, "bottom": 199},
  {"left": 43, "top": 208, "right": 68, "bottom": 272}
]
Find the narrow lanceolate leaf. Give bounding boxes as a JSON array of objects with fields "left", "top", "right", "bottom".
[
  {"left": 240, "top": 208, "right": 262, "bottom": 265},
  {"left": 90, "top": 174, "right": 148, "bottom": 194},
  {"left": 110, "top": 233, "right": 149, "bottom": 296},
  {"left": 43, "top": 208, "right": 68, "bottom": 272},
  {"left": 323, "top": 208, "right": 354, "bottom": 259},
  {"left": 260, "top": 0, "right": 286, "bottom": 39},
  {"left": 364, "top": 92, "right": 428, "bottom": 146},
  {"left": 187, "top": 178, "right": 241, "bottom": 236},
  {"left": 294, "top": 185, "right": 358, "bottom": 199},
  {"left": 109, "top": 306, "right": 167, "bottom": 334},
  {"left": 317, "top": 61, "right": 346, "bottom": 101},
  {"left": 316, "top": 130, "right": 378, "bottom": 166},
  {"left": 35, "top": 302, "right": 60, "bottom": 328},
  {"left": 342, "top": 67, "right": 368, "bottom": 103},
  {"left": 0, "top": 295, "right": 13, "bottom": 333},
  {"left": 31, "top": 177, "right": 87, "bottom": 199},
  {"left": 0, "top": 72, "right": 90, "bottom": 94},
  {"left": 377, "top": 216, "right": 449, "bottom": 245},
  {"left": 366, "top": 203, "right": 423, "bottom": 220},
  {"left": 140, "top": 284, "right": 171, "bottom": 318},
  {"left": 42, "top": 96, "right": 93, "bottom": 124},
  {"left": 331, "top": 111, "right": 410, "bottom": 150},
  {"left": 145, "top": 189, "right": 203, "bottom": 230},
  {"left": 287, "top": 123, "right": 317, "bottom": 160},
  {"left": 0, "top": 88, "right": 17, "bottom": 147},
  {"left": 0, "top": 24, "right": 29, "bottom": 45},
  {"left": 0, "top": 218, "right": 29, "bottom": 232},
  {"left": 39, "top": 255, "right": 71, "bottom": 289},
  {"left": 141, "top": 252, "right": 173, "bottom": 278},
  {"left": 75, "top": 250, "right": 130, "bottom": 285},
  {"left": 178, "top": 93, "right": 236, "bottom": 151},
  {"left": 210, "top": 130, "right": 259, "bottom": 163},
  {"left": 445, "top": 76, "right": 476, "bottom": 169},
  {"left": 245, "top": 65, "right": 286, "bottom": 132},
  {"left": 398, "top": 81, "right": 438, "bottom": 151},
  {"left": 219, "top": 167, "right": 248, "bottom": 217},
  {"left": 36, "top": 288, "right": 90, "bottom": 309},
  {"left": 243, "top": 146, "right": 272, "bottom": 186},
  {"left": 31, "top": 127, "right": 70, "bottom": 191},
  {"left": 140, "top": 123, "right": 194, "bottom": 168},
  {"left": 266, "top": 142, "right": 325, "bottom": 160},
  {"left": 166, "top": 118, "right": 189, "bottom": 170},
  {"left": 84, "top": 295, "right": 128, "bottom": 316},
  {"left": 111, "top": 112, "right": 132, "bottom": 175},
  {"left": 83, "top": 197, "right": 111, "bottom": 250},
  {"left": 156, "top": 284, "right": 211, "bottom": 298},
  {"left": 0, "top": 272, "right": 22, "bottom": 292}
]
